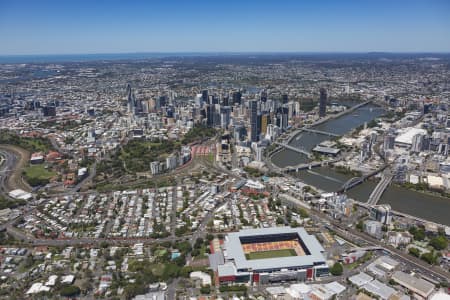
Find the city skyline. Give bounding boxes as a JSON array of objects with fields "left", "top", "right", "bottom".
[{"left": 1, "top": 0, "right": 450, "bottom": 55}]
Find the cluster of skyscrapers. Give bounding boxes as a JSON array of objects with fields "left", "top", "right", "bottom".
[
  {"left": 124, "top": 83, "right": 331, "bottom": 149},
  {"left": 127, "top": 83, "right": 168, "bottom": 116}
]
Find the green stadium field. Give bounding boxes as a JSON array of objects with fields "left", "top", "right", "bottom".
[{"left": 245, "top": 248, "right": 297, "bottom": 260}]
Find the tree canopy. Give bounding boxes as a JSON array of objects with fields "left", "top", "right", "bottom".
[{"left": 330, "top": 262, "right": 343, "bottom": 276}]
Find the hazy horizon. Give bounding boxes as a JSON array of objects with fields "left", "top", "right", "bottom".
[
  {"left": 2, "top": 50, "right": 450, "bottom": 57},
  {"left": 2, "top": 51, "right": 450, "bottom": 64}
]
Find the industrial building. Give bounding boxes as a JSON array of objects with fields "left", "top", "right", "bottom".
[{"left": 391, "top": 271, "right": 435, "bottom": 299}]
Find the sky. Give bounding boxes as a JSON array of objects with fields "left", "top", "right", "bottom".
[{"left": 0, "top": 0, "right": 449, "bottom": 55}]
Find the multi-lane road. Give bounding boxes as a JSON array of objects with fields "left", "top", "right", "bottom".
[{"left": 317, "top": 211, "right": 450, "bottom": 281}]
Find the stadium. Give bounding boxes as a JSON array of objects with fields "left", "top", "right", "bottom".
[{"left": 215, "top": 227, "right": 329, "bottom": 284}]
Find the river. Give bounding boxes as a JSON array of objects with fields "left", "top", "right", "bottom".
[
  {"left": 270, "top": 101, "right": 450, "bottom": 226},
  {"left": 271, "top": 102, "right": 385, "bottom": 167}
]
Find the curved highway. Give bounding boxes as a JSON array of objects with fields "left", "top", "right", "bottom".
[{"left": 0, "top": 149, "right": 15, "bottom": 196}]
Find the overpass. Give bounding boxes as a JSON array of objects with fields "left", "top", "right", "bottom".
[
  {"left": 367, "top": 173, "right": 393, "bottom": 205},
  {"left": 273, "top": 142, "right": 312, "bottom": 157}
]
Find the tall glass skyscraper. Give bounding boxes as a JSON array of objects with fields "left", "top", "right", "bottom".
[
  {"left": 250, "top": 100, "right": 258, "bottom": 142},
  {"left": 319, "top": 88, "right": 327, "bottom": 117}
]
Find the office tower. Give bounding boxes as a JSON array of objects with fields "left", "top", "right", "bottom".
[
  {"left": 383, "top": 134, "right": 395, "bottom": 150},
  {"left": 148, "top": 98, "right": 156, "bottom": 111},
  {"left": 360, "top": 140, "right": 370, "bottom": 162},
  {"left": 282, "top": 107, "right": 289, "bottom": 129},
  {"left": 200, "top": 107, "right": 207, "bottom": 121},
  {"left": 209, "top": 95, "right": 218, "bottom": 105},
  {"left": 166, "top": 155, "right": 178, "bottom": 170},
  {"left": 201, "top": 90, "right": 208, "bottom": 104},
  {"left": 156, "top": 96, "right": 166, "bottom": 109},
  {"left": 261, "top": 113, "right": 269, "bottom": 135},
  {"left": 344, "top": 83, "right": 350, "bottom": 94},
  {"left": 150, "top": 161, "right": 160, "bottom": 175},
  {"left": 294, "top": 102, "right": 300, "bottom": 117},
  {"left": 195, "top": 94, "right": 203, "bottom": 107},
  {"left": 126, "top": 84, "right": 138, "bottom": 115},
  {"left": 370, "top": 205, "right": 392, "bottom": 225},
  {"left": 364, "top": 220, "right": 383, "bottom": 238},
  {"left": 287, "top": 102, "right": 295, "bottom": 119},
  {"left": 233, "top": 124, "right": 246, "bottom": 141},
  {"left": 135, "top": 98, "right": 143, "bottom": 115},
  {"left": 255, "top": 146, "right": 264, "bottom": 162},
  {"left": 276, "top": 107, "right": 289, "bottom": 130},
  {"left": 420, "top": 136, "right": 429, "bottom": 151},
  {"left": 126, "top": 83, "right": 132, "bottom": 98},
  {"left": 206, "top": 104, "right": 215, "bottom": 127},
  {"left": 319, "top": 88, "right": 327, "bottom": 117},
  {"left": 368, "top": 132, "right": 377, "bottom": 156},
  {"left": 257, "top": 113, "right": 262, "bottom": 138},
  {"left": 250, "top": 100, "right": 258, "bottom": 142},
  {"left": 42, "top": 105, "right": 56, "bottom": 117},
  {"left": 213, "top": 104, "right": 221, "bottom": 127},
  {"left": 439, "top": 143, "right": 449, "bottom": 156},
  {"left": 222, "top": 96, "right": 229, "bottom": 107},
  {"left": 220, "top": 107, "right": 231, "bottom": 129},
  {"left": 260, "top": 90, "right": 267, "bottom": 103},
  {"left": 394, "top": 164, "right": 408, "bottom": 183},
  {"left": 232, "top": 91, "right": 242, "bottom": 105},
  {"left": 126, "top": 84, "right": 132, "bottom": 112},
  {"left": 411, "top": 134, "right": 424, "bottom": 153}
]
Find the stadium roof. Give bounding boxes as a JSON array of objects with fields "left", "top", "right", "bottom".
[{"left": 224, "top": 227, "right": 326, "bottom": 271}]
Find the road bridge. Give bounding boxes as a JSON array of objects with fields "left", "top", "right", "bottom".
[
  {"left": 301, "top": 128, "right": 340, "bottom": 137},
  {"left": 341, "top": 177, "right": 363, "bottom": 192},
  {"left": 280, "top": 158, "right": 341, "bottom": 173},
  {"left": 367, "top": 174, "right": 393, "bottom": 205},
  {"left": 338, "top": 164, "right": 390, "bottom": 193},
  {"left": 275, "top": 100, "right": 374, "bottom": 145},
  {"left": 273, "top": 142, "right": 312, "bottom": 157}
]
